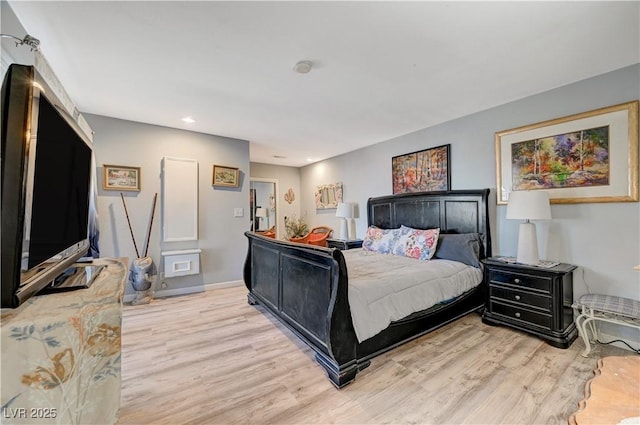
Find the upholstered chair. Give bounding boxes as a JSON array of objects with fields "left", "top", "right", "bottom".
[{"left": 307, "top": 226, "right": 333, "bottom": 247}]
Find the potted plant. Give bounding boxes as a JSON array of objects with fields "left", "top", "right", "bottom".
[{"left": 285, "top": 215, "right": 309, "bottom": 242}]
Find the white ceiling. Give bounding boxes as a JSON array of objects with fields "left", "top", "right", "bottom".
[{"left": 8, "top": 1, "right": 639, "bottom": 167}]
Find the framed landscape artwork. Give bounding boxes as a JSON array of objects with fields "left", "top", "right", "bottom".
[
  {"left": 392, "top": 144, "right": 451, "bottom": 194},
  {"left": 103, "top": 164, "right": 141, "bottom": 191},
  {"left": 495, "top": 101, "right": 638, "bottom": 204},
  {"left": 212, "top": 165, "right": 239, "bottom": 188}
]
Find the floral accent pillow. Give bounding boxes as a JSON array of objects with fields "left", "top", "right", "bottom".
[
  {"left": 394, "top": 226, "right": 440, "bottom": 260},
  {"left": 362, "top": 226, "right": 406, "bottom": 254}
]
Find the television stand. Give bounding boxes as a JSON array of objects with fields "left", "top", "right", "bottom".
[{"left": 38, "top": 263, "right": 106, "bottom": 294}]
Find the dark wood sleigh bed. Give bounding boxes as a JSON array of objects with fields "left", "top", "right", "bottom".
[{"left": 243, "top": 189, "right": 492, "bottom": 388}]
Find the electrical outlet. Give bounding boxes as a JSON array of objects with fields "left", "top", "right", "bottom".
[{"left": 234, "top": 207, "right": 244, "bottom": 217}]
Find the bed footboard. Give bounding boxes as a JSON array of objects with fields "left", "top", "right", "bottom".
[{"left": 243, "top": 232, "right": 362, "bottom": 387}]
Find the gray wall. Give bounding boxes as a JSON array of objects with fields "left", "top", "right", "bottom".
[
  {"left": 86, "top": 114, "right": 250, "bottom": 295},
  {"left": 1, "top": 1, "right": 34, "bottom": 70},
  {"left": 300, "top": 64, "right": 640, "bottom": 345}
]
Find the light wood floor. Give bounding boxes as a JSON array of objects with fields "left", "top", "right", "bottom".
[{"left": 119, "top": 285, "right": 629, "bottom": 425}]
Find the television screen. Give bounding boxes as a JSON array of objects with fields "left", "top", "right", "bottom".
[{"left": 25, "top": 94, "right": 92, "bottom": 268}]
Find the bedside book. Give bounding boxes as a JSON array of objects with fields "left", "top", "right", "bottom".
[{"left": 491, "top": 256, "right": 560, "bottom": 269}]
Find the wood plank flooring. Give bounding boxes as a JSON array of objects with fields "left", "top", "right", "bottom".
[{"left": 119, "top": 285, "right": 629, "bottom": 425}]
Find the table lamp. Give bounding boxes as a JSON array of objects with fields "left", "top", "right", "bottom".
[
  {"left": 506, "top": 190, "right": 551, "bottom": 265},
  {"left": 335, "top": 203, "right": 354, "bottom": 240},
  {"left": 255, "top": 207, "right": 267, "bottom": 231}
]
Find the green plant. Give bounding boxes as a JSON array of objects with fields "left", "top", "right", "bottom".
[{"left": 284, "top": 216, "right": 309, "bottom": 239}]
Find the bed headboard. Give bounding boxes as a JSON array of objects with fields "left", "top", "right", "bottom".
[{"left": 367, "top": 189, "right": 492, "bottom": 258}]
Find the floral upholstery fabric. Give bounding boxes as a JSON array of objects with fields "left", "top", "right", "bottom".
[
  {"left": 363, "top": 226, "right": 440, "bottom": 260},
  {"left": 1, "top": 258, "right": 126, "bottom": 425},
  {"left": 362, "top": 226, "right": 406, "bottom": 254},
  {"left": 396, "top": 226, "right": 440, "bottom": 260}
]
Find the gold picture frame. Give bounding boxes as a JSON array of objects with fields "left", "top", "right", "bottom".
[
  {"left": 212, "top": 165, "right": 239, "bottom": 188},
  {"left": 495, "top": 101, "right": 638, "bottom": 204},
  {"left": 102, "top": 164, "right": 141, "bottom": 191}
]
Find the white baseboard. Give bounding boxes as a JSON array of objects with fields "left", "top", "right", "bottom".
[
  {"left": 123, "top": 281, "right": 241, "bottom": 303},
  {"left": 204, "top": 280, "right": 243, "bottom": 290},
  {"left": 153, "top": 285, "right": 205, "bottom": 299}
]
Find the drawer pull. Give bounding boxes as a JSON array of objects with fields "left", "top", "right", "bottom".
[
  {"left": 515, "top": 312, "right": 521, "bottom": 318},
  {"left": 514, "top": 295, "right": 521, "bottom": 301},
  {"left": 514, "top": 278, "right": 521, "bottom": 284}
]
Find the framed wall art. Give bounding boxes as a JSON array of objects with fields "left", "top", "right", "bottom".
[
  {"left": 495, "top": 101, "right": 638, "bottom": 204},
  {"left": 212, "top": 165, "right": 239, "bottom": 188},
  {"left": 392, "top": 144, "right": 451, "bottom": 194},
  {"left": 315, "top": 182, "right": 343, "bottom": 209},
  {"left": 103, "top": 164, "right": 141, "bottom": 191}
]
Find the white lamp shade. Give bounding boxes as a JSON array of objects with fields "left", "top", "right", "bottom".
[
  {"left": 335, "top": 202, "right": 354, "bottom": 219},
  {"left": 506, "top": 190, "right": 551, "bottom": 220},
  {"left": 255, "top": 207, "right": 267, "bottom": 218}
]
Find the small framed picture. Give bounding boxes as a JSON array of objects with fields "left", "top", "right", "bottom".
[
  {"left": 103, "top": 164, "right": 141, "bottom": 191},
  {"left": 212, "top": 165, "right": 240, "bottom": 188}
]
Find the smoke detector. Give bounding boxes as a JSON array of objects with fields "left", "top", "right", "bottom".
[{"left": 293, "top": 60, "right": 312, "bottom": 74}]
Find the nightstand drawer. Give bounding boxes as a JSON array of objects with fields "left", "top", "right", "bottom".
[
  {"left": 488, "top": 269, "right": 551, "bottom": 293},
  {"left": 490, "top": 286, "right": 552, "bottom": 311},
  {"left": 491, "top": 301, "right": 552, "bottom": 329}
]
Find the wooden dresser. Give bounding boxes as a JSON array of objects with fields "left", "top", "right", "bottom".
[{"left": 1, "top": 258, "right": 127, "bottom": 424}]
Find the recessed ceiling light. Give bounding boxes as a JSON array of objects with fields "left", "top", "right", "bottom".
[
  {"left": 273, "top": 155, "right": 287, "bottom": 159},
  {"left": 181, "top": 116, "right": 195, "bottom": 124},
  {"left": 294, "top": 60, "right": 313, "bottom": 74},
  {"left": 306, "top": 158, "right": 314, "bottom": 162}
]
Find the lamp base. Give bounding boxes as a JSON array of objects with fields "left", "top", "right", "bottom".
[
  {"left": 347, "top": 218, "right": 355, "bottom": 241},
  {"left": 516, "top": 222, "right": 539, "bottom": 265},
  {"left": 339, "top": 218, "right": 349, "bottom": 241}
]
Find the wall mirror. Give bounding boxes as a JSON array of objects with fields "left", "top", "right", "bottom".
[
  {"left": 250, "top": 178, "right": 279, "bottom": 239},
  {"left": 315, "top": 182, "right": 343, "bottom": 209}
]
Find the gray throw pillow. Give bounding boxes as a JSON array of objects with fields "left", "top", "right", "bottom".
[{"left": 434, "top": 233, "right": 482, "bottom": 268}]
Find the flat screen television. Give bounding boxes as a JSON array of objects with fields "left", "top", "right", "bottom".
[{"left": 1, "top": 64, "right": 95, "bottom": 308}]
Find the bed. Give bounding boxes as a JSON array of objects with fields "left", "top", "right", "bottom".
[{"left": 243, "top": 189, "right": 491, "bottom": 388}]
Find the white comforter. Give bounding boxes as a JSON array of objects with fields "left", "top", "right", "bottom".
[{"left": 342, "top": 250, "right": 483, "bottom": 342}]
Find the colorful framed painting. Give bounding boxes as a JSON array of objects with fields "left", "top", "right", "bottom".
[
  {"left": 495, "top": 101, "right": 638, "bottom": 204},
  {"left": 102, "top": 164, "right": 141, "bottom": 191},
  {"left": 392, "top": 144, "right": 451, "bottom": 194},
  {"left": 212, "top": 165, "right": 239, "bottom": 188}
]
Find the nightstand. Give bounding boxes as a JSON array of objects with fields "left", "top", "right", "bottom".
[
  {"left": 481, "top": 257, "right": 578, "bottom": 348},
  {"left": 327, "top": 239, "right": 363, "bottom": 250}
]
